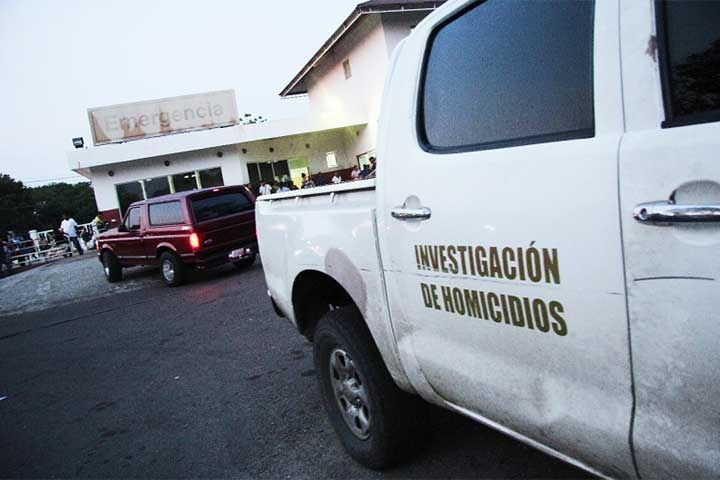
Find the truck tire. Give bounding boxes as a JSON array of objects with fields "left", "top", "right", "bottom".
[
  {"left": 159, "top": 251, "right": 186, "bottom": 287},
  {"left": 313, "top": 306, "right": 425, "bottom": 470},
  {"left": 233, "top": 253, "right": 256, "bottom": 270},
  {"left": 102, "top": 251, "right": 122, "bottom": 283}
]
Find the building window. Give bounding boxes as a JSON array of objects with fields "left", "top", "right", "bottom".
[
  {"left": 116, "top": 167, "right": 222, "bottom": 215},
  {"left": 247, "top": 163, "right": 260, "bottom": 185},
  {"left": 273, "top": 161, "right": 290, "bottom": 182},
  {"left": 658, "top": 0, "right": 720, "bottom": 127},
  {"left": 116, "top": 181, "right": 144, "bottom": 217},
  {"left": 343, "top": 59, "right": 352, "bottom": 79},
  {"left": 326, "top": 151, "right": 338, "bottom": 168},
  {"left": 258, "top": 163, "right": 274, "bottom": 183},
  {"left": 144, "top": 176, "right": 171, "bottom": 199},
  {"left": 419, "top": 0, "right": 594, "bottom": 152},
  {"left": 199, "top": 167, "right": 224, "bottom": 188},
  {"left": 247, "top": 162, "right": 288, "bottom": 185},
  {"left": 172, "top": 171, "right": 198, "bottom": 193}
]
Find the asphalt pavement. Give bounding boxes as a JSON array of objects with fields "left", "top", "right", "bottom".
[{"left": 0, "top": 257, "right": 589, "bottom": 478}]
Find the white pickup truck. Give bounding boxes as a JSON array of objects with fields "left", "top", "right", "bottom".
[{"left": 257, "top": 0, "right": 720, "bottom": 477}]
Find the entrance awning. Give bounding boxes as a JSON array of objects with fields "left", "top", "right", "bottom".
[{"left": 67, "top": 111, "right": 368, "bottom": 172}]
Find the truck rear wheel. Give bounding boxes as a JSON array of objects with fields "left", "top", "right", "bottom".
[
  {"left": 159, "top": 251, "right": 186, "bottom": 287},
  {"left": 102, "top": 251, "right": 122, "bottom": 283},
  {"left": 313, "top": 306, "right": 425, "bottom": 470}
]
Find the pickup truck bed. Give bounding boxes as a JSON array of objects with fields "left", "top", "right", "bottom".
[{"left": 257, "top": 180, "right": 412, "bottom": 390}]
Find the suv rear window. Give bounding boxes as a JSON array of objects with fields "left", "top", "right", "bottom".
[
  {"left": 149, "top": 201, "right": 184, "bottom": 225},
  {"left": 191, "top": 192, "right": 251, "bottom": 222}
]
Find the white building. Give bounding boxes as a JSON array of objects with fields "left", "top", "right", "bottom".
[{"left": 67, "top": 0, "right": 445, "bottom": 222}]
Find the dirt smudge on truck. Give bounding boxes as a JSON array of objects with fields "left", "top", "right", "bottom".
[{"left": 324, "top": 248, "right": 367, "bottom": 315}]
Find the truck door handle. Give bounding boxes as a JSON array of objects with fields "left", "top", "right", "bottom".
[
  {"left": 634, "top": 200, "right": 720, "bottom": 224},
  {"left": 391, "top": 206, "right": 432, "bottom": 221}
]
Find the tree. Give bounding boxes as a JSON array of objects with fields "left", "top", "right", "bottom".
[
  {"left": 0, "top": 174, "right": 34, "bottom": 235},
  {"left": 0, "top": 173, "right": 96, "bottom": 235},
  {"left": 31, "top": 182, "right": 96, "bottom": 232}
]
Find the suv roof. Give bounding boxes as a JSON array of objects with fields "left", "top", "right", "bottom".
[{"left": 128, "top": 185, "right": 247, "bottom": 209}]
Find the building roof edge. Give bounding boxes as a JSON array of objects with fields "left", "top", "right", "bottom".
[{"left": 279, "top": 1, "right": 444, "bottom": 97}]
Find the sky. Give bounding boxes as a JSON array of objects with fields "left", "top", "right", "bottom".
[{"left": 0, "top": 0, "right": 359, "bottom": 185}]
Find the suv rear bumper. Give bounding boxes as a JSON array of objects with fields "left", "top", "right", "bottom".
[{"left": 190, "top": 241, "right": 258, "bottom": 269}]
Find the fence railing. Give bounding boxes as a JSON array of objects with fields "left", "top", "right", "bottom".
[{"left": 5, "top": 222, "right": 100, "bottom": 270}]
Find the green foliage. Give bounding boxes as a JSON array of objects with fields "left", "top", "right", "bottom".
[
  {"left": 31, "top": 182, "right": 96, "bottom": 232},
  {"left": 0, "top": 174, "right": 35, "bottom": 235},
  {"left": 0, "top": 173, "right": 96, "bottom": 235}
]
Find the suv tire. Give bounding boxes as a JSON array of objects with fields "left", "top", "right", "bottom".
[
  {"left": 159, "top": 251, "right": 186, "bottom": 287},
  {"left": 314, "top": 306, "right": 426, "bottom": 470},
  {"left": 102, "top": 251, "right": 122, "bottom": 283}
]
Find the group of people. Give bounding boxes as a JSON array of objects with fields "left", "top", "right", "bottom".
[
  {"left": 350, "top": 156, "right": 377, "bottom": 181},
  {"left": 0, "top": 212, "right": 107, "bottom": 278},
  {"left": 253, "top": 157, "right": 378, "bottom": 197}
]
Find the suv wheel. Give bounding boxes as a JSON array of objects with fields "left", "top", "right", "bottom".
[
  {"left": 102, "top": 251, "right": 122, "bottom": 282},
  {"left": 314, "top": 306, "right": 426, "bottom": 470},
  {"left": 159, "top": 251, "right": 186, "bottom": 287}
]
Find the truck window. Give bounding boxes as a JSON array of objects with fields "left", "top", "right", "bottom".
[
  {"left": 418, "top": 0, "right": 595, "bottom": 152},
  {"left": 149, "top": 201, "right": 184, "bottom": 226},
  {"left": 191, "top": 192, "right": 251, "bottom": 222},
  {"left": 657, "top": 0, "right": 720, "bottom": 127},
  {"left": 125, "top": 207, "right": 141, "bottom": 230}
]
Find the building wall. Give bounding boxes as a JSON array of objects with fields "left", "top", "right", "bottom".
[
  {"left": 301, "top": 11, "right": 430, "bottom": 164},
  {"left": 90, "top": 145, "right": 246, "bottom": 213},
  {"left": 381, "top": 11, "right": 429, "bottom": 57},
  {"left": 88, "top": 128, "right": 364, "bottom": 214},
  {"left": 237, "top": 128, "right": 358, "bottom": 177},
  {"left": 305, "top": 15, "right": 390, "bottom": 138}
]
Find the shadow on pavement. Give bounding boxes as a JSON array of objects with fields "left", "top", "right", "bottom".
[{"left": 385, "top": 405, "right": 591, "bottom": 479}]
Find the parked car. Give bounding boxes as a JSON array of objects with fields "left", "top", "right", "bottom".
[
  {"left": 98, "top": 186, "right": 257, "bottom": 286},
  {"left": 255, "top": 0, "right": 720, "bottom": 478}
]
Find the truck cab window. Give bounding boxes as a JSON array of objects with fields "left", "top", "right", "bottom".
[
  {"left": 419, "top": 0, "right": 595, "bottom": 152},
  {"left": 658, "top": 0, "right": 720, "bottom": 126}
]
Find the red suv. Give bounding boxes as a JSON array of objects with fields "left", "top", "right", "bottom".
[{"left": 97, "top": 186, "right": 257, "bottom": 286}]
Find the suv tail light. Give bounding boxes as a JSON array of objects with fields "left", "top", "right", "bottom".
[{"left": 189, "top": 232, "right": 201, "bottom": 251}]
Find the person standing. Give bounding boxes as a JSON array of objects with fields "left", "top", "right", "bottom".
[
  {"left": 0, "top": 238, "right": 12, "bottom": 276},
  {"left": 351, "top": 166, "right": 360, "bottom": 181},
  {"left": 60, "top": 213, "right": 83, "bottom": 256},
  {"left": 359, "top": 164, "right": 370, "bottom": 179},
  {"left": 259, "top": 181, "right": 272, "bottom": 196},
  {"left": 301, "top": 173, "right": 316, "bottom": 189}
]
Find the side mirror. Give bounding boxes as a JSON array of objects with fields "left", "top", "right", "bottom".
[{"left": 118, "top": 224, "right": 128, "bottom": 233}]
